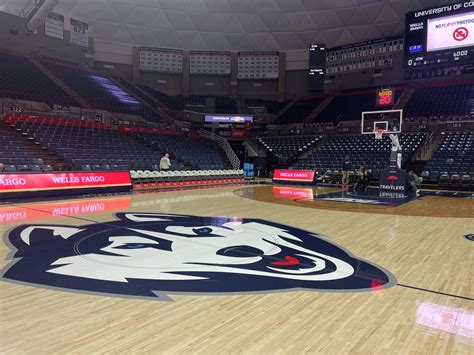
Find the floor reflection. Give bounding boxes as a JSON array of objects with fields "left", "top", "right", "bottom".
[{"left": 416, "top": 301, "right": 473, "bottom": 340}]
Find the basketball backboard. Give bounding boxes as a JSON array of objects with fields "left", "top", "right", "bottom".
[{"left": 361, "top": 109, "right": 403, "bottom": 135}]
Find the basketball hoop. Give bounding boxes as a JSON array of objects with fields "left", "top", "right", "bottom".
[{"left": 373, "top": 128, "right": 385, "bottom": 140}]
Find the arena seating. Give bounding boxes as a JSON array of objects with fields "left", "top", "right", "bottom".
[
  {"left": 138, "top": 85, "right": 184, "bottom": 110},
  {"left": 245, "top": 99, "right": 288, "bottom": 115},
  {"left": 292, "top": 133, "right": 425, "bottom": 180},
  {"left": 40, "top": 57, "right": 158, "bottom": 121},
  {"left": 215, "top": 96, "right": 238, "bottom": 114},
  {"left": 7, "top": 114, "right": 159, "bottom": 171},
  {"left": 274, "top": 97, "right": 324, "bottom": 124},
  {"left": 421, "top": 131, "right": 473, "bottom": 189},
  {"left": 120, "top": 83, "right": 237, "bottom": 114},
  {"left": 0, "top": 51, "right": 77, "bottom": 107},
  {"left": 258, "top": 135, "right": 323, "bottom": 164},
  {"left": 0, "top": 118, "right": 51, "bottom": 172},
  {"left": 113, "top": 77, "right": 163, "bottom": 112},
  {"left": 131, "top": 132, "right": 228, "bottom": 170},
  {"left": 315, "top": 88, "right": 402, "bottom": 122},
  {"left": 404, "top": 80, "right": 474, "bottom": 118},
  {"left": 175, "top": 95, "right": 207, "bottom": 111},
  {"left": 5, "top": 114, "right": 231, "bottom": 172}
]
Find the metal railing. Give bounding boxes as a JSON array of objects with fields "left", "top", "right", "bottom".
[
  {"left": 415, "top": 132, "right": 433, "bottom": 160},
  {"left": 21, "top": 0, "right": 43, "bottom": 18},
  {"left": 199, "top": 129, "right": 240, "bottom": 169}
]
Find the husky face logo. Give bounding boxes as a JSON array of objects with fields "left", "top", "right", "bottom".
[{"left": 1, "top": 213, "right": 396, "bottom": 300}]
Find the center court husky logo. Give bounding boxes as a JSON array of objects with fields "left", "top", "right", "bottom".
[{"left": 1, "top": 213, "right": 396, "bottom": 300}]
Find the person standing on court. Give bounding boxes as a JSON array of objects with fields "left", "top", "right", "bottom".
[
  {"left": 342, "top": 155, "right": 352, "bottom": 187},
  {"left": 354, "top": 165, "right": 369, "bottom": 190},
  {"left": 160, "top": 153, "right": 171, "bottom": 171}
]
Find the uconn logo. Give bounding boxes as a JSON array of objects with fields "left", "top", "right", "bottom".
[{"left": 1, "top": 213, "right": 396, "bottom": 300}]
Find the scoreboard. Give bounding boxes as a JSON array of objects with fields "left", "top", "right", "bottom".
[
  {"left": 308, "top": 44, "right": 326, "bottom": 91},
  {"left": 376, "top": 88, "right": 394, "bottom": 106},
  {"left": 405, "top": 2, "right": 474, "bottom": 69}
]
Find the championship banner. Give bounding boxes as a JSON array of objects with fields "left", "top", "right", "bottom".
[
  {"left": 0, "top": 172, "right": 131, "bottom": 196},
  {"left": 273, "top": 170, "right": 315, "bottom": 183},
  {"left": 70, "top": 19, "right": 89, "bottom": 48},
  {"left": 45, "top": 12, "right": 64, "bottom": 40},
  {"left": 328, "top": 35, "right": 403, "bottom": 52}
]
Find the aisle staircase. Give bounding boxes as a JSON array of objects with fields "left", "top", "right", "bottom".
[
  {"left": 0, "top": 119, "right": 65, "bottom": 169},
  {"left": 305, "top": 96, "right": 334, "bottom": 123},
  {"left": 199, "top": 129, "right": 240, "bottom": 169},
  {"left": 406, "top": 132, "right": 443, "bottom": 173},
  {"left": 30, "top": 57, "right": 92, "bottom": 109},
  {"left": 393, "top": 86, "right": 415, "bottom": 110}
]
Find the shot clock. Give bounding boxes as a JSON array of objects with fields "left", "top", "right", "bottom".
[{"left": 376, "top": 88, "right": 394, "bottom": 107}]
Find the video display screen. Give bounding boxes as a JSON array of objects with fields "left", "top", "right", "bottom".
[
  {"left": 405, "top": 2, "right": 474, "bottom": 68},
  {"left": 204, "top": 115, "right": 253, "bottom": 123},
  {"left": 427, "top": 12, "right": 474, "bottom": 51},
  {"left": 308, "top": 44, "right": 326, "bottom": 91}
]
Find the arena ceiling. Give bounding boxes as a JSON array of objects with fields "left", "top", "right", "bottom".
[{"left": 0, "top": 0, "right": 460, "bottom": 50}]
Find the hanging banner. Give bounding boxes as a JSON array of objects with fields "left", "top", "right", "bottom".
[
  {"left": 70, "top": 18, "right": 89, "bottom": 48},
  {"left": 45, "top": 12, "right": 64, "bottom": 40}
]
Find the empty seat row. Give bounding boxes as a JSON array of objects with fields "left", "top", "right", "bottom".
[
  {"left": 421, "top": 131, "right": 473, "bottom": 187},
  {"left": 0, "top": 164, "right": 53, "bottom": 173},
  {"left": 259, "top": 135, "right": 323, "bottom": 164},
  {"left": 293, "top": 133, "right": 425, "bottom": 178},
  {"left": 130, "top": 169, "right": 244, "bottom": 182}
]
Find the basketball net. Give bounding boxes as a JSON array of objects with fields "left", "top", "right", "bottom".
[{"left": 373, "top": 128, "right": 385, "bottom": 140}]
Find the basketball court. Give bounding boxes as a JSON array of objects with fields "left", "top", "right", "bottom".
[
  {"left": 0, "top": 184, "right": 472, "bottom": 353},
  {"left": 0, "top": 1, "right": 473, "bottom": 353}
]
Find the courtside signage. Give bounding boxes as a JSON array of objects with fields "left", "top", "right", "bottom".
[
  {"left": 0, "top": 172, "right": 132, "bottom": 193},
  {"left": 273, "top": 170, "right": 315, "bottom": 183},
  {"left": 273, "top": 186, "right": 314, "bottom": 200}
]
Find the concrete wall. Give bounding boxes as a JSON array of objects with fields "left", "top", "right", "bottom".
[
  {"left": 140, "top": 72, "right": 183, "bottom": 96},
  {"left": 284, "top": 50, "right": 310, "bottom": 98},
  {"left": 190, "top": 75, "right": 230, "bottom": 96},
  {"left": 0, "top": 12, "right": 93, "bottom": 65},
  {"left": 238, "top": 79, "right": 279, "bottom": 100},
  {"left": 94, "top": 61, "right": 133, "bottom": 81},
  {"left": 285, "top": 70, "right": 309, "bottom": 99}
]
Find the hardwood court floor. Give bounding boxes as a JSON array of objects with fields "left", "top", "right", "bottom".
[{"left": 0, "top": 185, "right": 472, "bottom": 354}]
